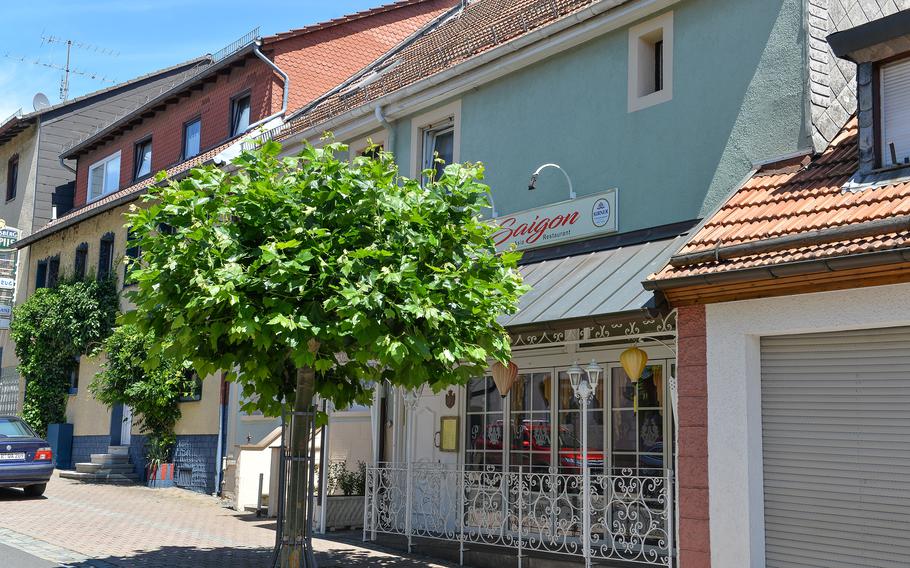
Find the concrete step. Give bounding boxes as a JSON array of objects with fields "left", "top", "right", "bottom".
[
  {"left": 75, "top": 462, "right": 135, "bottom": 474},
  {"left": 59, "top": 470, "right": 139, "bottom": 485},
  {"left": 107, "top": 446, "right": 130, "bottom": 456},
  {"left": 90, "top": 453, "right": 130, "bottom": 465}
]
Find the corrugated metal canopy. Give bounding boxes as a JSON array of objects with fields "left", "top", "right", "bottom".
[{"left": 501, "top": 235, "right": 687, "bottom": 329}]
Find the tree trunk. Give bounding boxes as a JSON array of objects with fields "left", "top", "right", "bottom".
[{"left": 280, "top": 366, "right": 317, "bottom": 568}]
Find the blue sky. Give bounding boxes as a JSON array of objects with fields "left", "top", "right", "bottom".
[{"left": 0, "top": 0, "right": 385, "bottom": 118}]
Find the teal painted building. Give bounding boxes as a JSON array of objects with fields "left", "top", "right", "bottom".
[{"left": 271, "top": 0, "right": 877, "bottom": 566}]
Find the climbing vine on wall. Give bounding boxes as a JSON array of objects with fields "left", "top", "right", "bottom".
[{"left": 10, "top": 276, "right": 119, "bottom": 435}]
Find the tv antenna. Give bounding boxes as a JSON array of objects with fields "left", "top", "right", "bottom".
[{"left": 4, "top": 34, "right": 119, "bottom": 102}]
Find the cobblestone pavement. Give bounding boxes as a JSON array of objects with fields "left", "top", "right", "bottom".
[{"left": 0, "top": 473, "right": 453, "bottom": 568}]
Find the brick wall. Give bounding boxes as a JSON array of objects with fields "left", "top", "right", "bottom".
[
  {"left": 676, "top": 305, "right": 710, "bottom": 568},
  {"left": 73, "top": 57, "right": 280, "bottom": 207},
  {"left": 269, "top": 0, "right": 457, "bottom": 114}
]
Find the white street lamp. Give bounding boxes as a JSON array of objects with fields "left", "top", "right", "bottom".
[{"left": 567, "top": 358, "right": 603, "bottom": 568}]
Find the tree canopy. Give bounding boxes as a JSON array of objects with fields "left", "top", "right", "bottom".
[{"left": 124, "top": 140, "right": 526, "bottom": 415}]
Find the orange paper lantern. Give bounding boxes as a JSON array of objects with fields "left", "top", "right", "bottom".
[{"left": 491, "top": 361, "right": 519, "bottom": 398}]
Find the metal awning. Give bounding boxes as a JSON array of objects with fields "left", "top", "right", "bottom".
[{"left": 500, "top": 235, "right": 687, "bottom": 329}]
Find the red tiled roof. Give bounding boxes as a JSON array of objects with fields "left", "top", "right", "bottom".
[
  {"left": 17, "top": 139, "right": 236, "bottom": 248},
  {"left": 262, "top": 0, "right": 444, "bottom": 44},
  {"left": 276, "top": 0, "right": 611, "bottom": 139},
  {"left": 649, "top": 118, "right": 910, "bottom": 282}
]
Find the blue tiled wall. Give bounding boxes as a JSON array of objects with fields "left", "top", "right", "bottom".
[
  {"left": 70, "top": 433, "right": 218, "bottom": 494},
  {"left": 71, "top": 435, "right": 111, "bottom": 466}
]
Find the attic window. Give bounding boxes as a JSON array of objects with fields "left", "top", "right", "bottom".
[
  {"left": 879, "top": 57, "right": 910, "bottom": 167},
  {"left": 628, "top": 12, "right": 673, "bottom": 113}
]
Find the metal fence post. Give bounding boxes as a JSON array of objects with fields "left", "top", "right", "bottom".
[
  {"left": 667, "top": 470, "right": 675, "bottom": 568},
  {"left": 458, "top": 469, "right": 465, "bottom": 566},
  {"left": 517, "top": 466, "right": 523, "bottom": 568}
]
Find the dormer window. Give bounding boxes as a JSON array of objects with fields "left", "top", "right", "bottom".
[{"left": 879, "top": 57, "right": 910, "bottom": 167}]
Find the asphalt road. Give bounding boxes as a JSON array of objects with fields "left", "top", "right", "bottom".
[{"left": 0, "top": 542, "right": 56, "bottom": 567}]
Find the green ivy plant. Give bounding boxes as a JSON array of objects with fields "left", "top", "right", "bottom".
[
  {"left": 10, "top": 276, "right": 119, "bottom": 436},
  {"left": 90, "top": 324, "right": 197, "bottom": 471}
]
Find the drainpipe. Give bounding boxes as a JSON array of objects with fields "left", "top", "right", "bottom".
[
  {"left": 59, "top": 156, "right": 76, "bottom": 174},
  {"left": 246, "top": 42, "right": 289, "bottom": 132},
  {"left": 374, "top": 105, "right": 396, "bottom": 155}
]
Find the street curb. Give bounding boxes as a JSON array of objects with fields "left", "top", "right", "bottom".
[{"left": 0, "top": 526, "right": 118, "bottom": 568}]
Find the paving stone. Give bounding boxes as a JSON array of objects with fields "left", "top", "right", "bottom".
[{"left": 0, "top": 473, "right": 453, "bottom": 567}]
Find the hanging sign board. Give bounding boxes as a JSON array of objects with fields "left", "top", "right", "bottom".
[
  {"left": 0, "top": 227, "right": 19, "bottom": 249},
  {"left": 492, "top": 189, "right": 618, "bottom": 251}
]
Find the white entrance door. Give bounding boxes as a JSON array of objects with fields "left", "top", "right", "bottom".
[
  {"left": 120, "top": 405, "right": 133, "bottom": 446},
  {"left": 411, "top": 389, "right": 459, "bottom": 466}
]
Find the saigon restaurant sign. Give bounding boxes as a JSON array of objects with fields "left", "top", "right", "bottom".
[{"left": 492, "top": 189, "right": 618, "bottom": 251}]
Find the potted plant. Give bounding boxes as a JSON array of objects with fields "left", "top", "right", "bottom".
[
  {"left": 145, "top": 434, "right": 176, "bottom": 488},
  {"left": 324, "top": 461, "right": 366, "bottom": 530}
]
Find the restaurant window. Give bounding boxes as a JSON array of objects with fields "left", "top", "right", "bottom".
[
  {"left": 74, "top": 243, "right": 88, "bottom": 280},
  {"left": 133, "top": 138, "right": 153, "bottom": 181},
  {"left": 466, "top": 361, "right": 669, "bottom": 476},
  {"left": 610, "top": 365, "right": 665, "bottom": 476},
  {"left": 98, "top": 232, "right": 114, "bottom": 280},
  {"left": 87, "top": 151, "right": 121, "bottom": 202},
  {"left": 6, "top": 154, "right": 18, "bottom": 201},
  {"left": 465, "top": 376, "right": 503, "bottom": 470},
  {"left": 230, "top": 93, "right": 251, "bottom": 137},
  {"left": 183, "top": 118, "right": 201, "bottom": 160},
  {"left": 421, "top": 119, "right": 455, "bottom": 182},
  {"left": 879, "top": 57, "right": 910, "bottom": 167}
]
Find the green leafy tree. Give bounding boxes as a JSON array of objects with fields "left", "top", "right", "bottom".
[
  {"left": 90, "top": 324, "right": 197, "bottom": 470},
  {"left": 125, "top": 141, "right": 526, "bottom": 566},
  {"left": 10, "top": 277, "right": 119, "bottom": 435}
]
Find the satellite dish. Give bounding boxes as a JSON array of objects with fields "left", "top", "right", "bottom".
[{"left": 32, "top": 93, "right": 50, "bottom": 111}]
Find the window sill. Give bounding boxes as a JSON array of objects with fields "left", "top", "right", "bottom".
[{"left": 629, "top": 88, "right": 673, "bottom": 113}]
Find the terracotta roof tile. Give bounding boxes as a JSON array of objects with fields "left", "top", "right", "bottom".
[
  {"left": 650, "top": 117, "right": 910, "bottom": 282},
  {"left": 274, "top": 0, "right": 617, "bottom": 141}
]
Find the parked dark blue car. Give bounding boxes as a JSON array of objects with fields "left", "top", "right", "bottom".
[{"left": 0, "top": 416, "right": 54, "bottom": 497}]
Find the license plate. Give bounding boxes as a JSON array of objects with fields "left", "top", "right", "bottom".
[{"left": 0, "top": 453, "right": 25, "bottom": 460}]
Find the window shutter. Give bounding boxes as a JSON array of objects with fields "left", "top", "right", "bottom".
[
  {"left": 880, "top": 58, "right": 910, "bottom": 165},
  {"left": 98, "top": 233, "right": 114, "bottom": 280}
]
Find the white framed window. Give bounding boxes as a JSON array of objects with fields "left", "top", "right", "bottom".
[
  {"left": 628, "top": 11, "right": 673, "bottom": 113},
  {"left": 879, "top": 57, "right": 910, "bottom": 167},
  {"left": 410, "top": 100, "right": 460, "bottom": 180},
  {"left": 87, "top": 151, "right": 121, "bottom": 202}
]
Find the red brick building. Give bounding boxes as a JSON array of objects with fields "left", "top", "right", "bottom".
[
  {"left": 13, "top": 0, "right": 457, "bottom": 497},
  {"left": 58, "top": 0, "right": 457, "bottom": 211}
]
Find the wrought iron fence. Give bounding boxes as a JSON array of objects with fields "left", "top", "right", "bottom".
[{"left": 364, "top": 463, "right": 673, "bottom": 567}]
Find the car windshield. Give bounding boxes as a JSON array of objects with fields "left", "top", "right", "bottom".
[{"left": 0, "top": 418, "right": 35, "bottom": 438}]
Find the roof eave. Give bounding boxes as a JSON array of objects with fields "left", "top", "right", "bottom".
[
  {"left": 276, "top": 0, "right": 680, "bottom": 149},
  {"left": 643, "top": 247, "right": 910, "bottom": 292},
  {"left": 61, "top": 46, "right": 257, "bottom": 160}
]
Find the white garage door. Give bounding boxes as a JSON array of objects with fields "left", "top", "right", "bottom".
[{"left": 761, "top": 326, "right": 910, "bottom": 568}]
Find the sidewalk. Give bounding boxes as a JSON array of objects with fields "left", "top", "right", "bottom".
[{"left": 0, "top": 474, "right": 452, "bottom": 568}]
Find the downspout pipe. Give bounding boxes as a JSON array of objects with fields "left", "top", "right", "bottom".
[
  {"left": 373, "top": 105, "right": 396, "bottom": 155},
  {"left": 59, "top": 155, "right": 76, "bottom": 174},
  {"left": 247, "top": 41, "right": 289, "bottom": 132}
]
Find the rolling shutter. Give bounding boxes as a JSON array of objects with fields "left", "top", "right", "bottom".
[
  {"left": 761, "top": 326, "right": 910, "bottom": 568},
  {"left": 881, "top": 58, "right": 910, "bottom": 165}
]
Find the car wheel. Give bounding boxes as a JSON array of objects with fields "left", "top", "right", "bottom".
[{"left": 23, "top": 483, "right": 46, "bottom": 497}]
